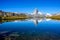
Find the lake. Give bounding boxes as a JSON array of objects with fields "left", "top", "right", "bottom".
[{"left": 0, "top": 18, "right": 60, "bottom": 40}]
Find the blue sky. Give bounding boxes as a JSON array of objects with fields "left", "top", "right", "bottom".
[{"left": 0, "top": 0, "right": 60, "bottom": 14}]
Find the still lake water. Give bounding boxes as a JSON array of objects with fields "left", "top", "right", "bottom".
[{"left": 0, "top": 18, "right": 60, "bottom": 40}]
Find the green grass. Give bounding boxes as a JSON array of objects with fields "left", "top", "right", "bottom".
[
  {"left": 0, "top": 16, "right": 28, "bottom": 20},
  {"left": 49, "top": 15, "right": 60, "bottom": 20}
]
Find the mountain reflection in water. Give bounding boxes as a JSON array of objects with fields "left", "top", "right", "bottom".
[
  {"left": 0, "top": 18, "right": 51, "bottom": 25},
  {"left": 0, "top": 18, "right": 60, "bottom": 40}
]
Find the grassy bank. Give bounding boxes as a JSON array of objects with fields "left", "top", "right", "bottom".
[
  {"left": 0, "top": 16, "right": 28, "bottom": 20},
  {"left": 49, "top": 15, "right": 60, "bottom": 20}
]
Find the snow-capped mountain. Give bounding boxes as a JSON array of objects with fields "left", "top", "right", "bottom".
[
  {"left": 38, "top": 12, "right": 43, "bottom": 15},
  {"left": 46, "top": 13, "right": 52, "bottom": 17},
  {"left": 53, "top": 13, "right": 60, "bottom": 16}
]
